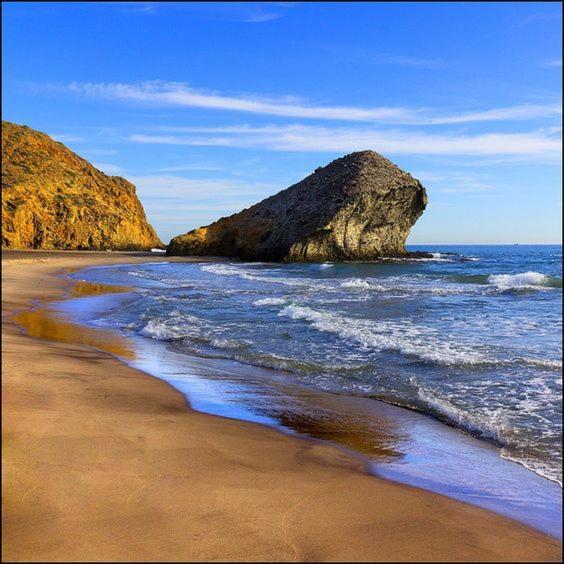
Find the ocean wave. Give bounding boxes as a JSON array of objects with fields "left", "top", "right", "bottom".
[
  {"left": 278, "top": 304, "right": 489, "bottom": 366},
  {"left": 210, "top": 337, "right": 250, "bottom": 350},
  {"left": 383, "top": 252, "right": 477, "bottom": 263},
  {"left": 340, "top": 278, "right": 385, "bottom": 291},
  {"left": 412, "top": 379, "right": 562, "bottom": 485},
  {"left": 447, "top": 271, "right": 561, "bottom": 293},
  {"left": 488, "top": 271, "right": 562, "bottom": 291},
  {"left": 230, "top": 351, "right": 365, "bottom": 376},
  {"left": 351, "top": 271, "right": 563, "bottom": 297},
  {"left": 201, "top": 264, "right": 331, "bottom": 289},
  {"left": 253, "top": 297, "right": 287, "bottom": 306},
  {"left": 127, "top": 270, "right": 158, "bottom": 280},
  {"left": 139, "top": 313, "right": 206, "bottom": 341},
  {"left": 382, "top": 256, "right": 454, "bottom": 263},
  {"left": 171, "top": 337, "right": 367, "bottom": 378},
  {"left": 413, "top": 381, "right": 509, "bottom": 443},
  {"left": 517, "top": 357, "right": 563, "bottom": 371},
  {"left": 201, "top": 264, "right": 560, "bottom": 299},
  {"left": 200, "top": 264, "right": 256, "bottom": 279},
  {"left": 500, "top": 450, "right": 563, "bottom": 487},
  {"left": 339, "top": 276, "right": 475, "bottom": 296}
]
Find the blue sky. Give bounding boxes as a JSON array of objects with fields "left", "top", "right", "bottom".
[{"left": 3, "top": 1, "right": 562, "bottom": 244}]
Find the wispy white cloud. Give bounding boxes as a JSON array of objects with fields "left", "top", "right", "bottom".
[
  {"left": 80, "top": 148, "right": 119, "bottom": 156},
  {"left": 109, "top": 2, "right": 296, "bottom": 22},
  {"left": 541, "top": 59, "right": 562, "bottom": 68},
  {"left": 127, "top": 124, "right": 562, "bottom": 158},
  {"left": 129, "top": 174, "right": 277, "bottom": 201},
  {"left": 518, "top": 11, "right": 561, "bottom": 28},
  {"left": 423, "top": 105, "right": 562, "bottom": 125},
  {"left": 92, "top": 162, "right": 124, "bottom": 174},
  {"left": 49, "top": 133, "right": 86, "bottom": 143},
  {"left": 155, "top": 164, "right": 225, "bottom": 172},
  {"left": 413, "top": 170, "right": 496, "bottom": 193},
  {"left": 130, "top": 174, "right": 280, "bottom": 241},
  {"left": 111, "top": 2, "right": 159, "bottom": 14},
  {"left": 62, "top": 81, "right": 562, "bottom": 125},
  {"left": 370, "top": 54, "right": 444, "bottom": 69}
]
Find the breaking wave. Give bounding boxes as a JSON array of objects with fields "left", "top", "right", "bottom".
[
  {"left": 340, "top": 278, "right": 385, "bottom": 291},
  {"left": 253, "top": 297, "right": 287, "bottom": 306},
  {"left": 278, "top": 304, "right": 489, "bottom": 366},
  {"left": 488, "top": 271, "right": 562, "bottom": 291},
  {"left": 413, "top": 380, "right": 562, "bottom": 486}
]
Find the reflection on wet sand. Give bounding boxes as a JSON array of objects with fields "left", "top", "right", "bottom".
[
  {"left": 13, "top": 280, "right": 135, "bottom": 359},
  {"left": 243, "top": 384, "right": 407, "bottom": 459},
  {"left": 70, "top": 280, "right": 131, "bottom": 298},
  {"left": 257, "top": 397, "right": 406, "bottom": 462},
  {"left": 151, "top": 346, "right": 409, "bottom": 461},
  {"left": 267, "top": 405, "right": 404, "bottom": 459},
  {"left": 14, "top": 308, "right": 135, "bottom": 359}
]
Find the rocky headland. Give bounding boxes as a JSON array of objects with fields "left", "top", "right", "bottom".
[
  {"left": 2, "top": 121, "right": 162, "bottom": 250},
  {"left": 168, "top": 151, "right": 427, "bottom": 262}
]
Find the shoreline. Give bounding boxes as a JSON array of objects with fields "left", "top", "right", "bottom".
[
  {"left": 2, "top": 251, "right": 562, "bottom": 562},
  {"left": 49, "top": 262, "right": 563, "bottom": 538}
]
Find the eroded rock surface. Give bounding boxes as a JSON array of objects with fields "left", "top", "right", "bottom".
[
  {"left": 2, "top": 121, "right": 162, "bottom": 250},
  {"left": 168, "top": 151, "right": 427, "bottom": 261}
]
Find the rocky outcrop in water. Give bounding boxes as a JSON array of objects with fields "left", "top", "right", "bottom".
[
  {"left": 168, "top": 151, "right": 427, "bottom": 261},
  {"left": 2, "top": 121, "right": 162, "bottom": 250}
]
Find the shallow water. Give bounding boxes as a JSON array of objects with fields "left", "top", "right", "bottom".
[
  {"left": 70, "top": 245, "right": 562, "bottom": 488},
  {"left": 13, "top": 246, "right": 556, "bottom": 537}
]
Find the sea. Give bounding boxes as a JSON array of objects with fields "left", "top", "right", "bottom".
[{"left": 62, "top": 244, "right": 562, "bottom": 536}]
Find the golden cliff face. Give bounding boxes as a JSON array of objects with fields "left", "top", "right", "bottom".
[{"left": 1, "top": 121, "right": 162, "bottom": 250}]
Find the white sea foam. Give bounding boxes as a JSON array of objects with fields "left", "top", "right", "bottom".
[
  {"left": 412, "top": 377, "right": 563, "bottom": 485},
  {"left": 202, "top": 264, "right": 487, "bottom": 297},
  {"left": 414, "top": 382, "right": 509, "bottom": 442},
  {"left": 201, "top": 264, "right": 255, "bottom": 279},
  {"left": 488, "top": 271, "right": 559, "bottom": 291},
  {"left": 430, "top": 252, "right": 454, "bottom": 261},
  {"left": 319, "top": 263, "right": 334, "bottom": 269},
  {"left": 278, "top": 304, "right": 489, "bottom": 366},
  {"left": 518, "top": 357, "right": 563, "bottom": 370},
  {"left": 340, "top": 276, "right": 472, "bottom": 296},
  {"left": 210, "top": 337, "right": 248, "bottom": 350},
  {"left": 140, "top": 313, "right": 204, "bottom": 341},
  {"left": 201, "top": 264, "right": 330, "bottom": 289},
  {"left": 382, "top": 253, "right": 455, "bottom": 262},
  {"left": 500, "top": 450, "right": 563, "bottom": 487},
  {"left": 140, "top": 319, "right": 183, "bottom": 340},
  {"left": 253, "top": 297, "right": 287, "bottom": 306},
  {"left": 341, "top": 278, "right": 385, "bottom": 291}
]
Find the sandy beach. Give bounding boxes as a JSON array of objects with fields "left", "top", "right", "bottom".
[{"left": 2, "top": 251, "right": 561, "bottom": 562}]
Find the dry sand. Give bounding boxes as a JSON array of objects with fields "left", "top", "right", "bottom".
[{"left": 2, "top": 251, "right": 561, "bottom": 562}]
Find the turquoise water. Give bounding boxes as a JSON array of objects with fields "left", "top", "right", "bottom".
[{"left": 72, "top": 245, "right": 562, "bottom": 488}]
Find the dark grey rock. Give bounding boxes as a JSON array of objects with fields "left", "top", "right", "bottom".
[{"left": 167, "top": 151, "right": 427, "bottom": 262}]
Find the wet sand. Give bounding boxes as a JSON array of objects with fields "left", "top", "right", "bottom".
[{"left": 2, "top": 251, "right": 562, "bottom": 562}]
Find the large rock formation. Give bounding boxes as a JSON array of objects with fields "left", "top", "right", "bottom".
[
  {"left": 168, "top": 151, "right": 427, "bottom": 261},
  {"left": 2, "top": 121, "right": 162, "bottom": 250}
]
